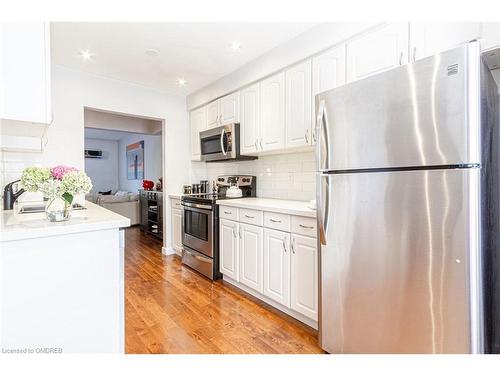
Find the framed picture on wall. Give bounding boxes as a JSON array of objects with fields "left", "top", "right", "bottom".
[{"left": 126, "top": 140, "right": 144, "bottom": 180}]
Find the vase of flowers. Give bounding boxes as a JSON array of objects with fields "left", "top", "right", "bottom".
[{"left": 20, "top": 165, "right": 93, "bottom": 222}]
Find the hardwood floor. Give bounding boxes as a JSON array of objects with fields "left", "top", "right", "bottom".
[{"left": 125, "top": 227, "right": 325, "bottom": 354}]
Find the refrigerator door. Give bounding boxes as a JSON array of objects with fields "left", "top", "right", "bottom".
[
  {"left": 318, "top": 168, "right": 482, "bottom": 353},
  {"left": 315, "top": 42, "right": 481, "bottom": 172}
]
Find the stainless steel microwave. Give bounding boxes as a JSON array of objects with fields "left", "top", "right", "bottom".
[{"left": 199, "top": 123, "right": 257, "bottom": 162}]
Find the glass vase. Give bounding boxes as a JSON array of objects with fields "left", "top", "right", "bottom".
[{"left": 45, "top": 196, "right": 72, "bottom": 222}]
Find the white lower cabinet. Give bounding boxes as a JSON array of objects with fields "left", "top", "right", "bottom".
[
  {"left": 291, "top": 234, "right": 318, "bottom": 320},
  {"left": 218, "top": 205, "right": 318, "bottom": 327},
  {"left": 263, "top": 228, "right": 291, "bottom": 308},
  {"left": 239, "top": 223, "right": 263, "bottom": 293},
  {"left": 220, "top": 219, "right": 239, "bottom": 280},
  {"left": 172, "top": 208, "right": 182, "bottom": 254}
]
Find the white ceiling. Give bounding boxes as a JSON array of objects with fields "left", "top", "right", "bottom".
[{"left": 51, "top": 22, "right": 317, "bottom": 95}]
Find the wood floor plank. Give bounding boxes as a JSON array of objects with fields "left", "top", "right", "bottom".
[{"left": 125, "top": 227, "right": 325, "bottom": 354}]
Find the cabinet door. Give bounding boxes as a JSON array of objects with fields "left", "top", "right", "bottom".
[
  {"left": 346, "top": 23, "right": 409, "bottom": 83},
  {"left": 263, "top": 228, "right": 290, "bottom": 307},
  {"left": 220, "top": 219, "right": 239, "bottom": 280},
  {"left": 190, "top": 107, "right": 206, "bottom": 161},
  {"left": 285, "top": 60, "right": 312, "bottom": 148},
  {"left": 206, "top": 100, "right": 220, "bottom": 129},
  {"left": 240, "top": 83, "right": 261, "bottom": 155},
  {"left": 0, "top": 22, "right": 51, "bottom": 124},
  {"left": 239, "top": 223, "right": 264, "bottom": 293},
  {"left": 260, "top": 72, "right": 285, "bottom": 151},
  {"left": 290, "top": 234, "right": 318, "bottom": 320},
  {"left": 220, "top": 91, "right": 240, "bottom": 124},
  {"left": 172, "top": 208, "right": 182, "bottom": 253},
  {"left": 410, "top": 22, "right": 481, "bottom": 61},
  {"left": 312, "top": 44, "right": 346, "bottom": 143}
]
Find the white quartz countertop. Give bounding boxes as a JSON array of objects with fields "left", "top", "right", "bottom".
[
  {"left": 0, "top": 201, "right": 130, "bottom": 242},
  {"left": 216, "top": 198, "right": 317, "bottom": 218}
]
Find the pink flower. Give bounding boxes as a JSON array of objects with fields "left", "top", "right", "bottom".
[{"left": 50, "top": 165, "right": 78, "bottom": 180}]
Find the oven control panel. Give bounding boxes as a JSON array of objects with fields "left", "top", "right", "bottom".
[{"left": 216, "top": 175, "right": 254, "bottom": 187}]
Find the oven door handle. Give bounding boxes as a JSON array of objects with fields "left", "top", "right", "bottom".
[
  {"left": 181, "top": 202, "right": 213, "bottom": 210},
  {"left": 220, "top": 128, "right": 227, "bottom": 156}
]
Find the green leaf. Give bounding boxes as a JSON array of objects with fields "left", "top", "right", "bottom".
[{"left": 62, "top": 193, "right": 73, "bottom": 205}]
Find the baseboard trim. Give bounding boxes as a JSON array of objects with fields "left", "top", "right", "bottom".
[
  {"left": 223, "top": 276, "right": 318, "bottom": 329},
  {"left": 162, "top": 247, "right": 176, "bottom": 256}
]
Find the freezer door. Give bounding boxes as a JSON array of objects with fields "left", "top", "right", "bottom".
[
  {"left": 318, "top": 168, "right": 482, "bottom": 353},
  {"left": 315, "top": 43, "right": 481, "bottom": 172}
]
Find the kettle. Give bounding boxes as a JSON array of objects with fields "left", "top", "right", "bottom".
[
  {"left": 3, "top": 180, "right": 25, "bottom": 210},
  {"left": 226, "top": 184, "right": 243, "bottom": 198}
]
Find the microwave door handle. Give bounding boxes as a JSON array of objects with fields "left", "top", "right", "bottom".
[{"left": 220, "top": 128, "right": 227, "bottom": 156}]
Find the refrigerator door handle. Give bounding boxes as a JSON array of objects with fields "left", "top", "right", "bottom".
[
  {"left": 316, "top": 99, "right": 330, "bottom": 171},
  {"left": 317, "top": 174, "right": 330, "bottom": 245}
]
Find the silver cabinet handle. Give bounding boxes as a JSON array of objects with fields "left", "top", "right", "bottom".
[
  {"left": 399, "top": 51, "right": 403, "bottom": 66},
  {"left": 299, "top": 224, "right": 314, "bottom": 229},
  {"left": 259, "top": 138, "right": 263, "bottom": 150},
  {"left": 312, "top": 128, "right": 317, "bottom": 143},
  {"left": 291, "top": 238, "right": 295, "bottom": 254},
  {"left": 245, "top": 215, "right": 255, "bottom": 219},
  {"left": 254, "top": 139, "right": 258, "bottom": 150},
  {"left": 282, "top": 238, "right": 287, "bottom": 252},
  {"left": 220, "top": 128, "right": 227, "bottom": 156},
  {"left": 233, "top": 228, "right": 237, "bottom": 238},
  {"left": 305, "top": 128, "right": 309, "bottom": 144},
  {"left": 224, "top": 211, "right": 232, "bottom": 214},
  {"left": 412, "top": 47, "right": 416, "bottom": 62},
  {"left": 239, "top": 226, "right": 242, "bottom": 239},
  {"left": 269, "top": 219, "right": 282, "bottom": 223}
]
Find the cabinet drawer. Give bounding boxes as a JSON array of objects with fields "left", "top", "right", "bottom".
[
  {"left": 291, "top": 216, "right": 317, "bottom": 237},
  {"left": 171, "top": 198, "right": 181, "bottom": 209},
  {"left": 263, "top": 211, "right": 290, "bottom": 232},
  {"left": 219, "top": 205, "right": 238, "bottom": 221},
  {"left": 239, "top": 208, "right": 263, "bottom": 226}
]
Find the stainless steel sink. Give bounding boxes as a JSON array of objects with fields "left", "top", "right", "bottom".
[{"left": 18, "top": 203, "right": 87, "bottom": 214}]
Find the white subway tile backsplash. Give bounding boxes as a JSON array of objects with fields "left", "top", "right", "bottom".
[{"left": 191, "top": 150, "right": 316, "bottom": 201}]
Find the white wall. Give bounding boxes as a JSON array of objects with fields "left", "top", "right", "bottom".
[
  {"left": 118, "top": 133, "right": 162, "bottom": 192},
  {"left": 191, "top": 150, "right": 316, "bottom": 201},
  {"left": 84, "top": 138, "right": 119, "bottom": 193}
]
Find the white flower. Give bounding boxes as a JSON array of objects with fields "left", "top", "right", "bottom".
[{"left": 60, "top": 171, "right": 93, "bottom": 196}]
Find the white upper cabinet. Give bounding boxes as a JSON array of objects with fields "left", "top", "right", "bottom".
[
  {"left": 410, "top": 22, "right": 481, "bottom": 61},
  {"left": 220, "top": 219, "right": 239, "bottom": 281},
  {"left": 239, "top": 223, "right": 264, "bottom": 293},
  {"left": 205, "top": 100, "right": 220, "bottom": 129},
  {"left": 190, "top": 106, "right": 206, "bottom": 161},
  {"left": 219, "top": 91, "right": 240, "bottom": 124},
  {"left": 285, "top": 60, "right": 312, "bottom": 148},
  {"left": 0, "top": 22, "right": 51, "bottom": 124},
  {"left": 240, "top": 83, "right": 260, "bottom": 155},
  {"left": 346, "top": 23, "right": 409, "bottom": 83},
  {"left": 260, "top": 72, "right": 285, "bottom": 152},
  {"left": 290, "top": 234, "right": 318, "bottom": 321},
  {"left": 312, "top": 44, "right": 346, "bottom": 143},
  {"left": 263, "top": 228, "right": 290, "bottom": 307},
  {"left": 205, "top": 91, "right": 240, "bottom": 129},
  {"left": 481, "top": 23, "right": 500, "bottom": 51}
]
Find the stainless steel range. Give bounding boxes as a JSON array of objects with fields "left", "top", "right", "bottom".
[{"left": 181, "top": 175, "right": 256, "bottom": 280}]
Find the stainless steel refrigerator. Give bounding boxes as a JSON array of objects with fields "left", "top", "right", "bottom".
[{"left": 315, "top": 42, "right": 499, "bottom": 354}]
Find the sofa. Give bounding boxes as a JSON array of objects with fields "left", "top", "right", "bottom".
[{"left": 87, "top": 192, "right": 140, "bottom": 225}]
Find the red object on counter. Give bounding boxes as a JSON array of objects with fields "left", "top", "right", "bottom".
[{"left": 142, "top": 180, "right": 154, "bottom": 190}]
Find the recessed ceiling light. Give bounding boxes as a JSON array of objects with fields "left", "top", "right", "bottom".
[
  {"left": 177, "top": 78, "right": 187, "bottom": 87},
  {"left": 79, "top": 49, "right": 93, "bottom": 61},
  {"left": 145, "top": 48, "right": 160, "bottom": 57},
  {"left": 230, "top": 41, "right": 242, "bottom": 51}
]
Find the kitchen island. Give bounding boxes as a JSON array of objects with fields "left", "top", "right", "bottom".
[{"left": 0, "top": 202, "right": 130, "bottom": 353}]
